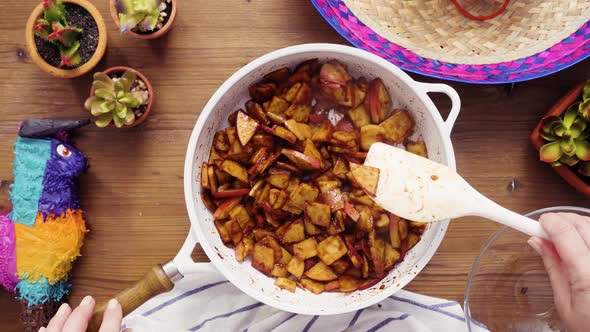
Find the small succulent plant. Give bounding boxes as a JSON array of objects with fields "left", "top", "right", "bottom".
[
  {"left": 540, "top": 105, "right": 590, "bottom": 169},
  {"left": 115, "top": 0, "right": 162, "bottom": 33},
  {"left": 578, "top": 80, "right": 590, "bottom": 120},
  {"left": 84, "top": 70, "right": 148, "bottom": 128},
  {"left": 34, "top": 0, "right": 82, "bottom": 67}
]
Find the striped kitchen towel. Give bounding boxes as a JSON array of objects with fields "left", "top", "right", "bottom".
[{"left": 122, "top": 263, "right": 487, "bottom": 332}]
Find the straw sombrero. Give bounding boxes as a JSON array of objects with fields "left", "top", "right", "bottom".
[{"left": 312, "top": 0, "right": 590, "bottom": 83}]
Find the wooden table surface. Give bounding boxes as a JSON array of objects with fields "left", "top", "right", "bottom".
[{"left": 1, "top": 1, "right": 590, "bottom": 330}]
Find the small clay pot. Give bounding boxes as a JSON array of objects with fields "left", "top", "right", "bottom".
[
  {"left": 90, "top": 66, "right": 154, "bottom": 128},
  {"left": 109, "top": 0, "right": 177, "bottom": 40},
  {"left": 25, "top": 0, "right": 108, "bottom": 78},
  {"left": 530, "top": 81, "right": 590, "bottom": 197}
]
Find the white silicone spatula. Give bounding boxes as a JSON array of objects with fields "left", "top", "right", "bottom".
[{"left": 365, "top": 143, "right": 549, "bottom": 240}]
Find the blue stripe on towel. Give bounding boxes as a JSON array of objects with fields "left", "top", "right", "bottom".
[
  {"left": 367, "top": 313, "right": 410, "bottom": 332},
  {"left": 347, "top": 308, "right": 365, "bottom": 329},
  {"left": 274, "top": 313, "right": 297, "bottom": 330},
  {"left": 189, "top": 302, "right": 264, "bottom": 331},
  {"left": 388, "top": 295, "right": 466, "bottom": 321},
  {"left": 302, "top": 315, "right": 319, "bottom": 332},
  {"left": 142, "top": 280, "right": 229, "bottom": 317}
]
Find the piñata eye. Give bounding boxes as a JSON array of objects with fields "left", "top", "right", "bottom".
[{"left": 57, "top": 144, "right": 71, "bottom": 157}]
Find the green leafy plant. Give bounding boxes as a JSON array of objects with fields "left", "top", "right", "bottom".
[
  {"left": 579, "top": 80, "right": 590, "bottom": 120},
  {"left": 540, "top": 105, "right": 590, "bottom": 171},
  {"left": 84, "top": 70, "right": 147, "bottom": 128},
  {"left": 34, "top": 0, "right": 82, "bottom": 67},
  {"left": 115, "top": 0, "right": 161, "bottom": 33}
]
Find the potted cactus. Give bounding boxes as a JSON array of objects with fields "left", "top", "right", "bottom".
[
  {"left": 109, "top": 0, "right": 177, "bottom": 39},
  {"left": 25, "top": 0, "right": 107, "bottom": 78},
  {"left": 531, "top": 80, "right": 590, "bottom": 196},
  {"left": 84, "top": 67, "right": 154, "bottom": 128}
]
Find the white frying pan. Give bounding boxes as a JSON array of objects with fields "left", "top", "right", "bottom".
[{"left": 89, "top": 43, "right": 461, "bottom": 331}]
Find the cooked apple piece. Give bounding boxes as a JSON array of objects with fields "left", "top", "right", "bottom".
[
  {"left": 281, "top": 149, "right": 321, "bottom": 171},
  {"left": 275, "top": 276, "right": 296, "bottom": 292},
  {"left": 374, "top": 214, "right": 390, "bottom": 229},
  {"left": 287, "top": 257, "right": 305, "bottom": 279},
  {"left": 236, "top": 111, "right": 259, "bottom": 146},
  {"left": 214, "top": 220, "right": 232, "bottom": 245},
  {"left": 406, "top": 140, "right": 428, "bottom": 158},
  {"left": 282, "top": 219, "right": 306, "bottom": 243},
  {"left": 317, "top": 180, "right": 340, "bottom": 193},
  {"left": 284, "top": 104, "right": 311, "bottom": 122},
  {"left": 252, "top": 229, "right": 276, "bottom": 241},
  {"left": 327, "top": 212, "right": 346, "bottom": 235},
  {"left": 349, "top": 162, "right": 380, "bottom": 197},
  {"left": 221, "top": 160, "right": 248, "bottom": 183},
  {"left": 303, "top": 139, "right": 323, "bottom": 165},
  {"left": 344, "top": 237, "right": 364, "bottom": 269},
  {"left": 266, "top": 96, "right": 289, "bottom": 115},
  {"left": 254, "top": 183, "right": 271, "bottom": 205},
  {"left": 367, "top": 78, "right": 392, "bottom": 123},
  {"left": 311, "top": 120, "right": 334, "bottom": 143},
  {"left": 268, "top": 188, "right": 281, "bottom": 207},
  {"left": 338, "top": 275, "right": 361, "bottom": 292},
  {"left": 235, "top": 236, "right": 252, "bottom": 262},
  {"left": 324, "top": 280, "right": 340, "bottom": 292},
  {"left": 331, "top": 258, "right": 351, "bottom": 275},
  {"left": 383, "top": 241, "right": 401, "bottom": 270},
  {"left": 304, "top": 202, "right": 331, "bottom": 227},
  {"left": 256, "top": 152, "right": 281, "bottom": 175},
  {"left": 317, "top": 189, "right": 344, "bottom": 212},
  {"left": 399, "top": 218, "right": 408, "bottom": 241},
  {"left": 272, "top": 190, "right": 288, "bottom": 210},
  {"left": 348, "top": 104, "right": 371, "bottom": 129},
  {"left": 263, "top": 67, "right": 291, "bottom": 84},
  {"left": 268, "top": 126, "right": 296, "bottom": 144},
  {"left": 407, "top": 232, "right": 420, "bottom": 250},
  {"left": 272, "top": 265, "right": 289, "bottom": 278},
  {"left": 368, "top": 231, "right": 386, "bottom": 277},
  {"left": 267, "top": 112, "right": 286, "bottom": 125},
  {"left": 207, "top": 164, "right": 218, "bottom": 193},
  {"left": 285, "top": 177, "right": 300, "bottom": 194},
  {"left": 201, "top": 162, "right": 210, "bottom": 189},
  {"left": 349, "top": 190, "right": 374, "bottom": 206},
  {"left": 245, "top": 101, "right": 270, "bottom": 126},
  {"left": 212, "top": 188, "right": 250, "bottom": 199},
  {"left": 228, "top": 205, "right": 251, "bottom": 229},
  {"left": 304, "top": 218, "right": 321, "bottom": 236},
  {"left": 293, "top": 237, "right": 318, "bottom": 260},
  {"left": 282, "top": 182, "right": 319, "bottom": 214},
  {"left": 358, "top": 278, "right": 382, "bottom": 291},
  {"left": 213, "top": 131, "right": 229, "bottom": 152},
  {"left": 259, "top": 236, "right": 283, "bottom": 262},
  {"left": 248, "top": 179, "right": 265, "bottom": 198},
  {"left": 301, "top": 278, "right": 325, "bottom": 294},
  {"left": 305, "top": 261, "right": 338, "bottom": 281},
  {"left": 285, "top": 82, "right": 313, "bottom": 105},
  {"left": 356, "top": 205, "right": 374, "bottom": 233},
  {"left": 332, "top": 157, "right": 349, "bottom": 179},
  {"left": 266, "top": 172, "right": 290, "bottom": 189},
  {"left": 213, "top": 197, "right": 241, "bottom": 219},
  {"left": 201, "top": 191, "right": 216, "bottom": 214},
  {"left": 332, "top": 131, "right": 358, "bottom": 144},
  {"left": 360, "top": 124, "right": 386, "bottom": 151},
  {"left": 317, "top": 235, "right": 348, "bottom": 265},
  {"left": 249, "top": 82, "right": 276, "bottom": 102},
  {"left": 252, "top": 243, "right": 275, "bottom": 275},
  {"left": 380, "top": 110, "right": 414, "bottom": 143},
  {"left": 285, "top": 119, "right": 312, "bottom": 140},
  {"left": 343, "top": 202, "right": 360, "bottom": 222}
]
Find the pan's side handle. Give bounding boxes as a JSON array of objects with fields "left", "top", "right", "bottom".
[
  {"left": 88, "top": 263, "right": 175, "bottom": 332},
  {"left": 414, "top": 82, "right": 461, "bottom": 136}
]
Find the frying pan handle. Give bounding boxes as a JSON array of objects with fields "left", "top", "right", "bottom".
[
  {"left": 415, "top": 82, "right": 461, "bottom": 136},
  {"left": 88, "top": 264, "right": 175, "bottom": 332}
]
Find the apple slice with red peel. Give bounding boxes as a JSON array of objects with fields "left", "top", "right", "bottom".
[
  {"left": 349, "top": 162, "right": 380, "bottom": 197},
  {"left": 213, "top": 197, "right": 241, "bottom": 219},
  {"left": 281, "top": 149, "right": 321, "bottom": 170},
  {"left": 367, "top": 78, "right": 392, "bottom": 123},
  {"left": 236, "top": 111, "right": 259, "bottom": 146},
  {"left": 212, "top": 188, "right": 250, "bottom": 199}
]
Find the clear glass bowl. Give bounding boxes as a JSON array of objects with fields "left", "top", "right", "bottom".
[{"left": 464, "top": 206, "right": 590, "bottom": 332}]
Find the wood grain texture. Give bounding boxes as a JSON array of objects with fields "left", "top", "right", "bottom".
[{"left": 1, "top": 0, "right": 589, "bottom": 331}]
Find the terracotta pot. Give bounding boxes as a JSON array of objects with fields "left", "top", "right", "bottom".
[
  {"left": 89, "top": 66, "right": 154, "bottom": 128},
  {"left": 530, "top": 81, "right": 590, "bottom": 196},
  {"left": 109, "top": 0, "right": 177, "bottom": 40},
  {"left": 25, "top": 0, "right": 108, "bottom": 78}
]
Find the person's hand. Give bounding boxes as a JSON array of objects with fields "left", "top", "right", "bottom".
[
  {"left": 528, "top": 212, "right": 590, "bottom": 332},
  {"left": 40, "top": 296, "right": 123, "bottom": 332}
]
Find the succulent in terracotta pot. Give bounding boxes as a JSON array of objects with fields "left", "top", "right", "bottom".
[
  {"left": 25, "top": 0, "right": 107, "bottom": 78},
  {"left": 531, "top": 80, "right": 590, "bottom": 196},
  {"left": 110, "top": 0, "right": 177, "bottom": 39},
  {"left": 84, "top": 67, "right": 153, "bottom": 128}
]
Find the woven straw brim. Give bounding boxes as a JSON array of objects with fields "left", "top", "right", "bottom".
[{"left": 343, "top": 0, "right": 590, "bottom": 65}]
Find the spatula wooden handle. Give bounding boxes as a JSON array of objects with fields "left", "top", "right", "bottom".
[{"left": 88, "top": 264, "right": 174, "bottom": 332}]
